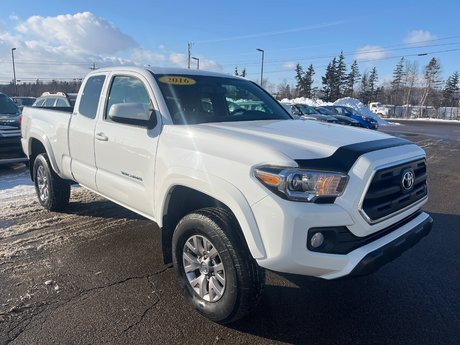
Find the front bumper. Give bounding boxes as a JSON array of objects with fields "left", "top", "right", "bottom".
[
  {"left": 252, "top": 191, "right": 432, "bottom": 279},
  {"left": 348, "top": 214, "right": 432, "bottom": 277}
]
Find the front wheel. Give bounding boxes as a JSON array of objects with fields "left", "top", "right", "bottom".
[
  {"left": 33, "top": 153, "right": 70, "bottom": 211},
  {"left": 172, "top": 208, "right": 265, "bottom": 323}
]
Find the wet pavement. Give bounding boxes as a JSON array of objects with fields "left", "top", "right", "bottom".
[{"left": 1, "top": 121, "right": 459, "bottom": 344}]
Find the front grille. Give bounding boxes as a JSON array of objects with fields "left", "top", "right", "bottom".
[{"left": 362, "top": 158, "right": 427, "bottom": 222}]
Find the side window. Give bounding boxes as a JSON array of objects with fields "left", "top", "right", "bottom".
[
  {"left": 44, "top": 98, "right": 56, "bottom": 107},
  {"left": 56, "top": 98, "right": 67, "bottom": 107},
  {"left": 79, "top": 75, "right": 106, "bottom": 119},
  {"left": 105, "top": 75, "right": 150, "bottom": 121}
]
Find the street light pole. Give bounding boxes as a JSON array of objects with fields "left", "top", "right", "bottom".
[
  {"left": 256, "top": 48, "right": 264, "bottom": 87},
  {"left": 192, "top": 57, "right": 199, "bottom": 70},
  {"left": 11, "top": 48, "right": 17, "bottom": 96},
  {"left": 187, "top": 42, "right": 193, "bottom": 69}
]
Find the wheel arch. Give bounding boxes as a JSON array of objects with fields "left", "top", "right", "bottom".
[
  {"left": 27, "top": 135, "right": 60, "bottom": 180},
  {"left": 159, "top": 180, "right": 266, "bottom": 264}
]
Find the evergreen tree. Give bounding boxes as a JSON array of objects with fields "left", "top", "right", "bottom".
[
  {"left": 241, "top": 68, "right": 247, "bottom": 78},
  {"left": 346, "top": 60, "right": 360, "bottom": 97},
  {"left": 234, "top": 67, "right": 239, "bottom": 76},
  {"left": 369, "top": 67, "right": 379, "bottom": 101},
  {"left": 304, "top": 64, "right": 315, "bottom": 98},
  {"left": 359, "top": 72, "right": 370, "bottom": 104},
  {"left": 391, "top": 58, "right": 405, "bottom": 105},
  {"left": 335, "top": 51, "right": 347, "bottom": 98},
  {"left": 295, "top": 63, "right": 315, "bottom": 98},
  {"left": 442, "top": 71, "right": 459, "bottom": 106},
  {"left": 295, "top": 63, "right": 305, "bottom": 96},
  {"left": 322, "top": 58, "right": 337, "bottom": 102}
]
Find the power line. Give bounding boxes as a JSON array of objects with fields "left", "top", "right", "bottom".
[
  {"left": 218, "top": 41, "right": 460, "bottom": 68},
  {"left": 243, "top": 47, "right": 460, "bottom": 77}
]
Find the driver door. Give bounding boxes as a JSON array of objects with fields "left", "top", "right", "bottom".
[{"left": 94, "top": 73, "right": 160, "bottom": 217}]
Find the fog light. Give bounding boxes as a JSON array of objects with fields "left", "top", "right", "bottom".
[{"left": 310, "top": 232, "right": 325, "bottom": 248}]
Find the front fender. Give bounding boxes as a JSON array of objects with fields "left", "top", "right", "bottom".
[{"left": 157, "top": 169, "right": 267, "bottom": 260}]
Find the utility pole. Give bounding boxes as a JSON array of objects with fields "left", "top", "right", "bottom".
[
  {"left": 89, "top": 63, "right": 97, "bottom": 70},
  {"left": 192, "top": 57, "right": 199, "bottom": 70},
  {"left": 187, "top": 42, "right": 193, "bottom": 69},
  {"left": 11, "top": 48, "right": 17, "bottom": 96},
  {"left": 256, "top": 48, "right": 265, "bottom": 87}
]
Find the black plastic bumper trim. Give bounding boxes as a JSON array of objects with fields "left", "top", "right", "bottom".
[{"left": 348, "top": 215, "right": 433, "bottom": 277}]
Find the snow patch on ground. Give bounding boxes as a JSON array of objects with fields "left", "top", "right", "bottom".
[
  {"left": 386, "top": 117, "right": 460, "bottom": 124},
  {"left": 0, "top": 168, "right": 35, "bottom": 203}
]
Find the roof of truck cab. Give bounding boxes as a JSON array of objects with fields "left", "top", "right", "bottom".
[{"left": 90, "top": 66, "right": 242, "bottom": 80}]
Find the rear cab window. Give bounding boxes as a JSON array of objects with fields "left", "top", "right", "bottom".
[{"left": 78, "top": 75, "right": 106, "bottom": 119}]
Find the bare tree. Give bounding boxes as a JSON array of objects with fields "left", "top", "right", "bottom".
[{"left": 403, "top": 60, "right": 419, "bottom": 110}]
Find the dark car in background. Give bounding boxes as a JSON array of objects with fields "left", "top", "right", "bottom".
[
  {"left": 12, "top": 96, "right": 36, "bottom": 111},
  {"left": 293, "top": 103, "right": 337, "bottom": 123},
  {"left": 0, "top": 93, "right": 20, "bottom": 128},
  {"left": 0, "top": 93, "right": 26, "bottom": 164},
  {"left": 322, "top": 105, "right": 379, "bottom": 130},
  {"left": 314, "top": 106, "right": 361, "bottom": 127}
]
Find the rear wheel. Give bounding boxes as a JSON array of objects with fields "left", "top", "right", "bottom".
[
  {"left": 33, "top": 153, "right": 70, "bottom": 211},
  {"left": 172, "top": 207, "right": 265, "bottom": 323}
]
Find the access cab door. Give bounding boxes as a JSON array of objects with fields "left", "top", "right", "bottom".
[
  {"left": 69, "top": 74, "right": 107, "bottom": 190},
  {"left": 94, "top": 72, "right": 161, "bottom": 218}
]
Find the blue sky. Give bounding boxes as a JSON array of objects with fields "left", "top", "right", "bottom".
[{"left": 0, "top": 0, "right": 459, "bottom": 89}]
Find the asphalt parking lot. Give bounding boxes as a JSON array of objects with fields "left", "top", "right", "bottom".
[{"left": 1, "top": 120, "right": 459, "bottom": 345}]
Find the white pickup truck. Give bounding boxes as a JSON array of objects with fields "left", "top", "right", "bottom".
[{"left": 21, "top": 67, "right": 432, "bottom": 323}]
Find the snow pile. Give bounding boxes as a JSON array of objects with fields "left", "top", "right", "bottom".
[
  {"left": 333, "top": 97, "right": 390, "bottom": 126},
  {"left": 280, "top": 97, "right": 332, "bottom": 107}
]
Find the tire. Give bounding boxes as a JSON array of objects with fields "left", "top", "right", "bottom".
[
  {"left": 172, "top": 207, "right": 265, "bottom": 324},
  {"left": 33, "top": 153, "right": 70, "bottom": 211}
]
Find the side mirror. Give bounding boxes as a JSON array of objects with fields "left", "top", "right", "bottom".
[{"left": 108, "top": 102, "right": 157, "bottom": 129}]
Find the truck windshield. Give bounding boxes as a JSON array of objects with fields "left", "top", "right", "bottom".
[{"left": 153, "top": 74, "right": 291, "bottom": 124}]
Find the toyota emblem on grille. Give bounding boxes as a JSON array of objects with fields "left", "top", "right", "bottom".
[{"left": 401, "top": 168, "right": 415, "bottom": 191}]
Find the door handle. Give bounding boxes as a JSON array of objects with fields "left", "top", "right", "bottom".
[{"left": 95, "top": 132, "right": 108, "bottom": 141}]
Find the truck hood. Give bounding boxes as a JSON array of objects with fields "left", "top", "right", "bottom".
[{"left": 196, "top": 119, "right": 393, "bottom": 161}]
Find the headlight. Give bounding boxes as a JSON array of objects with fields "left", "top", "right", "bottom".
[{"left": 254, "top": 166, "right": 348, "bottom": 202}]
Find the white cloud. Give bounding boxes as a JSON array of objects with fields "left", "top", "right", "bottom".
[
  {"left": 282, "top": 61, "right": 297, "bottom": 70},
  {"left": 169, "top": 53, "right": 222, "bottom": 72},
  {"left": 170, "top": 53, "right": 187, "bottom": 67},
  {"left": 131, "top": 48, "right": 166, "bottom": 64},
  {"left": 16, "top": 12, "right": 138, "bottom": 55},
  {"left": 0, "top": 12, "right": 221, "bottom": 83},
  {"left": 355, "top": 45, "right": 387, "bottom": 61},
  {"left": 9, "top": 15, "right": 19, "bottom": 21},
  {"left": 404, "top": 30, "right": 437, "bottom": 46}
]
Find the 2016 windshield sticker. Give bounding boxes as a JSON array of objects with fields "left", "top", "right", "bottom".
[{"left": 158, "top": 76, "right": 196, "bottom": 85}]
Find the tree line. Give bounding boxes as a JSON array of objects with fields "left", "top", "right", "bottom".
[
  {"left": 0, "top": 79, "right": 82, "bottom": 98},
  {"left": 276, "top": 52, "right": 460, "bottom": 108}
]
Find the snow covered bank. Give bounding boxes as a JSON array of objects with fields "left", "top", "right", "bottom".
[
  {"left": 333, "top": 98, "right": 390, "bottom": 126},
  {"left": 280, "top": 97, "right": 392, "bottom": 126}
]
